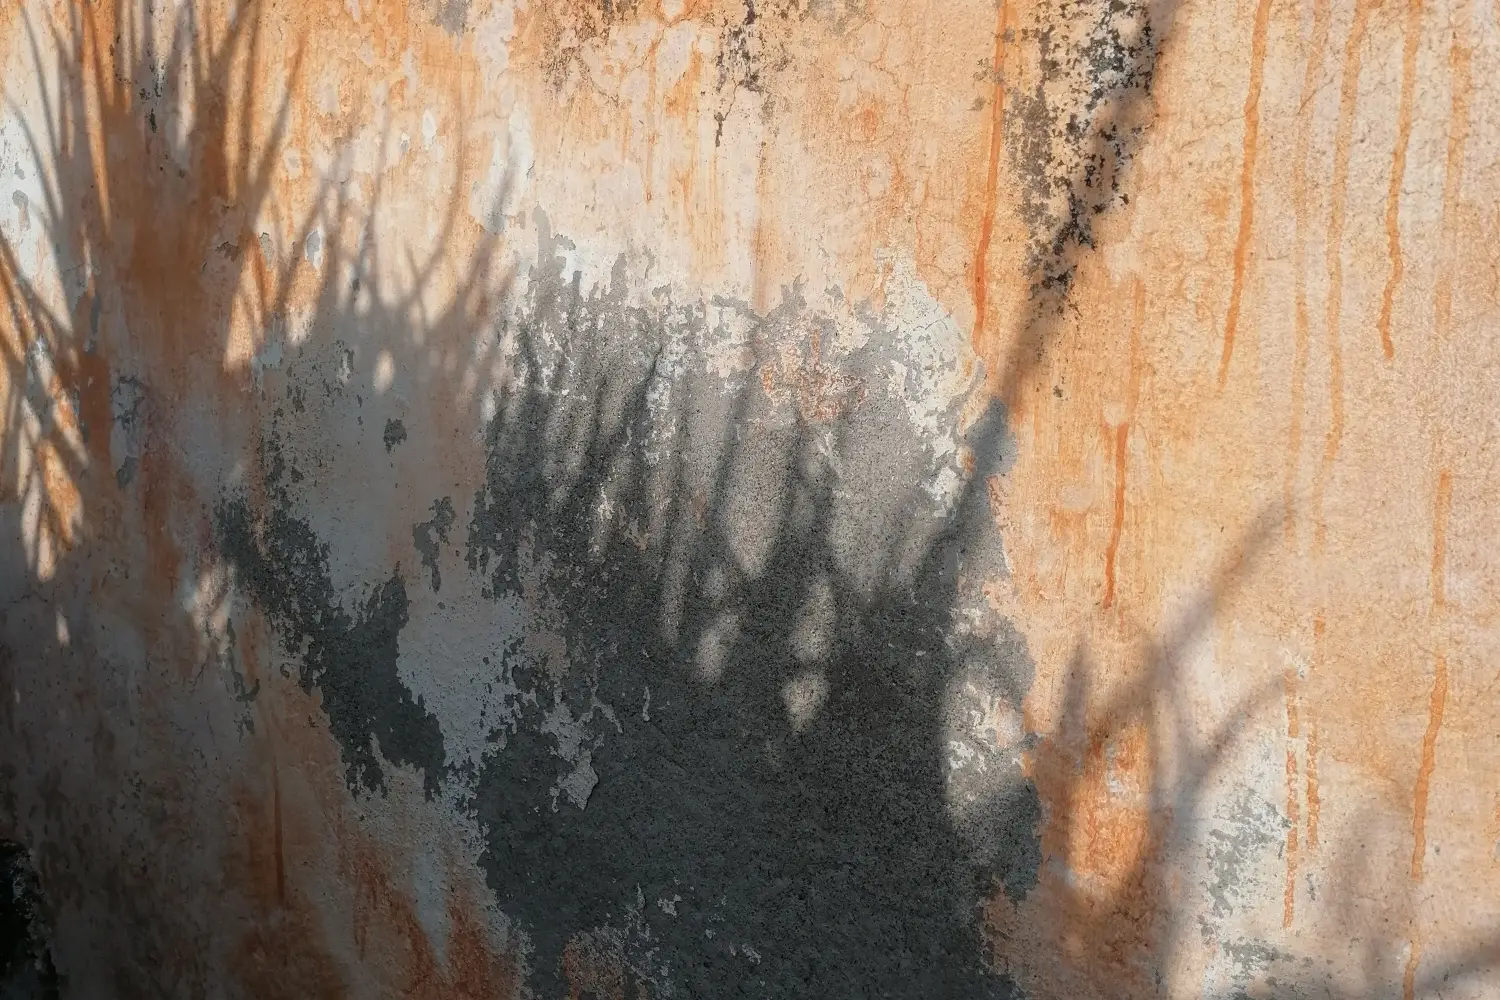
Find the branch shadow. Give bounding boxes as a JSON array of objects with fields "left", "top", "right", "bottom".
[{"left": 0, "top": 2, "right": 1492, "bottom": 999}]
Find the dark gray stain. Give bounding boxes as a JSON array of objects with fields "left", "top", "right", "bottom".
[
  {"left": 1007, "top": 0, "right": 1159, "bottom": 305},
  {"left": 383, "top": 417, "right": 407, "bottom": 453},
  {"left": 534, "top": 0, "right": 644, "bottom": 89},
  {"left": 465, "top": 219, "right": 1039, "bottom": 997},
  {"left": 1202, "top": 785, "right": 1281, "bottom": 923},
  {"left": 413, "top": 497, "right": 456, "bottom": 592},
  {"left": 110, "top": 375, "right": 147, "bottom": 489},
  {"left": 215, "top": 425, "right": 446, "bottom": 796},
  {"left": 429, "top": 0, "right": 470, "bottom": 35},
  {"left": 0, "top": 842, "right": 58, "bottom": 1000}
]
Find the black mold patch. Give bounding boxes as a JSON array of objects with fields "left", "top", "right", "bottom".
[
  {"left": 413, "top": 497, "right": 456, "bottom": 592},
  {"left": 383, "top": 417, "right": 407, "bottom": 453},
  {"left": 465, "top": 223, "right": 1039, "bottom": 997},
  {"left": 0, "top": 842, "right": 58, "bottom": 1000},
  {"left": 216, "top": 491, "right": 445, "bottom": 798},
  {"left": 1007, "top": 0, "right": 1160, "bottom": 305}
]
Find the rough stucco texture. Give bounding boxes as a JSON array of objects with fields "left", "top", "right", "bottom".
[{"left": 0, "top": 0, "right": 1497, "bottom": 996}]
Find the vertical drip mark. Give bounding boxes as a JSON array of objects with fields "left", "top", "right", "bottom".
[
  {"left": 1306, "top": 716, "right": 1321, "bottom": 849},
  {"left": 1377, "top": 0, "right": 1425, "bottom": 360},
  {"left": 1315, "top": 0, "right": 1372, "bottom": 549},
  {"left": 645, "top": 35, "right": 661, "bottom": 205},
  {"left": 1403, "top": 940, "right": 1423, "bottom": 1000},
  {"left": 1219, "top": 0, "right": 1275, "bottom": 385},
  {"left": 1434, "top": 3, "right": 1473, "bottom": 341},
  {"left": 1411, "top": 654, "right": 1449, "bottom": 881},
  {"left": 1287, "top": 0, "right": 1333, "bottom": 539},
  {"left": 1103, "top": 280, "right": 1145, "bottom": 611},
  {"left": 971, "top": 0, "right": 1009, "bottom": 367},
  {"left": 1103, "top": 422, "right": 1128, "bottom": 610},
  {"left": 1308, "top": 612, "right": 1327, "bottom": 850},
  {"left": 1283, "top": 670, "right": 1302, "bottom": 928},
  {"left": 1407, "top": 469, "right": 1453, "bottom": 997}
]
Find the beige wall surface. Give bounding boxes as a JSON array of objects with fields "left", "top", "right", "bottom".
[{"left": 0, "top": 0, "right": 1496, "bottom": 997}]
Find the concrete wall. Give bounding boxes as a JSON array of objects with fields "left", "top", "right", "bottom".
[{"left": 0, "top": 0, "right": 1496, "bottom": 996}]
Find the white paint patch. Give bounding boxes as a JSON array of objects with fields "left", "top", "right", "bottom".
[
  {"left": 303, "top": 228, "right": 323, "bottom": 268},
  {"left": 876, "top": 251, "right": 981, "bottom": 513},
  {"left": 540, "top": 699, "right": 602, "bottom": 810},
  {"left": 422, "top": 109, "right": 439, "bottom": 152},
  {"left": 941, "top": 666, "right": 1027, "bottom": 830},
  {"left": 471, "top": 0, "right": 519, "bottom": 89}
]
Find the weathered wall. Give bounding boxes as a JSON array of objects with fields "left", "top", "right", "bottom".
[{"left": 0, "top": 0, "right": 1496, "bottom": 996}]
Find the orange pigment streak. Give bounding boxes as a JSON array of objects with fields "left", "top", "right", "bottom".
[
  {"left": 1103, "top": 281, "right": 1144, "bottom": 610},
  {"left": 1433, "top": 4, "right": 1472, "bottom": 340},
  {"left": 1406, "top": 470, "right": 1453, "bottom": 996},
  {"left": 1283, "top": 671, "right": 1302, "bottom": 927},
  {"left": 971, "top": 0, "right": 1009, "bottom": 367},
  {"left": 1315, "top": 1, "right": 1373, "bottom": 549},
  {"left": 1377, "top": 0, "right": 1425, "bottom": 359},
  {"left": 1286, "top": 0, "right": 1332, "bottom": 538},
  {"left": 1219, "top": 0, "right": 1275, "bottom": 385}
]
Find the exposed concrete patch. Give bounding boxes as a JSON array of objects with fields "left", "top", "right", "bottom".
[
  {"left": 413, "top": 497, "right": 456, "bottom": 592},
  {"left": 217, "top": 450, "right": 447, "bottom": 796},
  {"left": 458, "top": 221, "right": 1038, "bottom": 995}
]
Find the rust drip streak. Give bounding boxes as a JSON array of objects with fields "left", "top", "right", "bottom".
[
  {"left": 971, "top": 0, "right": 1009, "bottom": 360},
  {"left": 1404, "top": 939, "right": 1423, "bottom": 1000},
  {"left": 1431, "top": 469, "right": 1451, "bottom": 612},
  {"left": 1287, "top": 0, "right": 1332, "bottom": 538},
  {"left": 1410, "top": 655, "right": 1448, "bottom": 880},
  {"left": 1315, "top": 0, "right": 1372, "bottom": 549},
  {"left": 1306, "top": 716, "right": 1321, "bottom": 849},
  {"left": 1378, "top": 0, "right": 1425, "bottom": 360},
  {"left": 1104, "top": 281, "right": 1145, "bottom": 610},
  {"left": 1411, "top": 469, "right": 1452, "bottom": 882},
  {"left": 1434, "top": 4, "right": 1473, "bottom": 339},
  {"left": 1219, "top": 0, "right": 1275, "bottom": 385},
  {"left": 1283, "top": 671, "right": 1302, "bottom": 927},
  {"left": 1103, "top": 422, "right": 1128, "bottom": 609},
  {"left": 1308, "top": 612, "right": 1327, "bottom": 849}
]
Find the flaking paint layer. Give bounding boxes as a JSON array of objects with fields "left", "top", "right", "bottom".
[{"left": 0, "top": 0, "right": 1497, "bottom": 997}]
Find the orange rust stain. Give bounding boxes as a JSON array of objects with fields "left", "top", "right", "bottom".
[
  {"left": 970, "top": 0, "right": 1009, "bottom": 373},
  {"left": 1308, "top": 612, "right": 1327, "bottom": 850},
  {"left": 1410, "top": 469, "right": 1451, "bottom": 883},
  {"left": 1430, "top": 468, "right": 1451, "bottom": 612},
  {"left": 1103, "top": 280, "right": 1143, "bottom": 612},
  {"left": 1218, "top": 0, "right": 1274, "bottom": 386},
  {"left": 1102, "top": 421, "right": 1128, "bottom": 610},
  {"left": 1433, "top": 4, "right": 1472, "bottom": 340},
  {"left": 1377, "top": 0, "right": 1425, "bottom": 360},
  {"left": 1286, "top": 0, "right": 1331, "bottom": 539},
  {"left": 1306, "top": 715, "right": 1321, "bottom": 850},
  {"left": 1315, "top": 0, "right": 1373, "bottom": 548},
  {"left": 562, "top": 930, "right": 643, "bottom": 999},
  {"left": 1403, "top": 939, "right": 1423, "bottom": 1000},
  {"left": 1283, "top": 670, "right": 1302, "bottom": 928}
]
